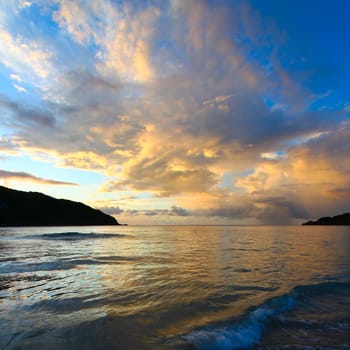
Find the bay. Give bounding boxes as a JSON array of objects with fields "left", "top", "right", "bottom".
[{"left": 0, "top": 225, "right": 349, "bottom": 349}]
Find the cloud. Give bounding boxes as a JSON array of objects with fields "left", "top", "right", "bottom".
[
  {"left": 252, "top": 195, "right": 309, "bottom": 224},
  {"left": 0, "top": 1, "right": 348, "bottom": 223},
  {"left": 0, "top": 94, "right": 55, "bottom": 128},
  {"left": 0, "top": 28, "right": 54, "bottom": 86},
  {"left": 13, "top": 84, "right": 28, "bottom": 93},
  {"left": 97, "top": 206, "right": 124, "bottom": 216},
  {"left": 170, "top": 205, "right": 190, "bottom": 216},
  {"left": 234, "top": 125, "right": 350, "bottom": 219},
  {"left": 108, "top": 154, "right": 218, "bottom": 196},
  {"left": 0, "top": 136, "right": 20, "bottom": 157},
  {"left": 0, "top": 170, "right": 78, "bottom": 186},
  {"left": 59, "top": 151, "right": 108, "bottom": 171},
  {"left": 10, "top": 74, "right": 21, "bottom": 82},
  {"left": 19, "top": 1, "right": 32, "bottom": 9},
  {"left": 53, "top": 0, "right": 94, "bottom": 45},
  {"left": 100, "top": 205, "right": 190, "bottom": 217},
  {"left": 53, "top": 1, "right": 159, "bottom": 83}
]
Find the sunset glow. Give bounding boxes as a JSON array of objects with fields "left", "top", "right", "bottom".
[{"left": 1, "top": 0, "right": 349, "bottom": 224}]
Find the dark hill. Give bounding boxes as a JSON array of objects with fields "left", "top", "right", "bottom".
[
  {"left": 0, "top": 186, "right": 119, "bottom": 226},
  {"left": 302, "top": 212, "right": 350, "bottom": 225}
]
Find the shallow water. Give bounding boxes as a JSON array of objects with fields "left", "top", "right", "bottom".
[{"left": 0, "top": 225, "right": 349, "bottom": 349}]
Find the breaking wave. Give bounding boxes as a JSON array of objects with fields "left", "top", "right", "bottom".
[{"left": 181, "top": 281, "right": 350, "bottom": 350}]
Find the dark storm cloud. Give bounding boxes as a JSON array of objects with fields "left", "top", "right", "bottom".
[{"left": 254, "top": 195, "right": 310, "bottom": 220}]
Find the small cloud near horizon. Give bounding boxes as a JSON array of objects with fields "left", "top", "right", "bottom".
[{"left": 0, "top": 170, "right": 78, "bottom": 186}]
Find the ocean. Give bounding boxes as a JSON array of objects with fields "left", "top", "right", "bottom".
[{"left": 0, "top": 225, "right": 349, "bottom": 349}]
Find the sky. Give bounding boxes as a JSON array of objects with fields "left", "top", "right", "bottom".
[{"left": 0, "top": 0, "right": 349, "bottom": 225}]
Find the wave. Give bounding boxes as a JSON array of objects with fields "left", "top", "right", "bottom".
[
  {"left": 0, "top": 255, "right": 140, "bottom": 274},
  {"left": 181, "top": 281, "right": 350, "bottom": 350},
  {"left": 183, "top": 295, "right": 295, "bottom": 349},
  {"left": 36, "top": 232, "right": 126, "bottom": 240}
]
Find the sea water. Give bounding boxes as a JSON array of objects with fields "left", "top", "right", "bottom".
[{"left": 0, "top": 225, "right": 349, "bottom": 349}]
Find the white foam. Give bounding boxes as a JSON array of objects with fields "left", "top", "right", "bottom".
[{"left": 183, "top": 295, "right": 295, "bottom": 349}]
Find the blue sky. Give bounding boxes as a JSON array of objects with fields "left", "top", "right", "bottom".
[
  {"left": 0, "top": 0, "right": 349, "bottom": 224},
  {"left": 252, "top": 0, "right": 349, "bottom": 101}
]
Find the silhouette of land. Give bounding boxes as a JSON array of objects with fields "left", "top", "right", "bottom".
[
  {"left": 0, "top": 186, "right": 119, "bottom": 226},
  {"left": 302, "top": 212, "right": 350, "bottom": 225}
]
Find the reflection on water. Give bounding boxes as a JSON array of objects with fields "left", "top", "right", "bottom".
[{"left": 0, "top": 225, "right": 349, "bottom": 349}]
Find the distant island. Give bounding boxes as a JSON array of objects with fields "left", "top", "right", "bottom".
[
  {"left": 302, "top": 212, "right": 350, "bottom": 225},
  {"left": 0, "top": 186, "right": 119, "bottom": 226}
]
